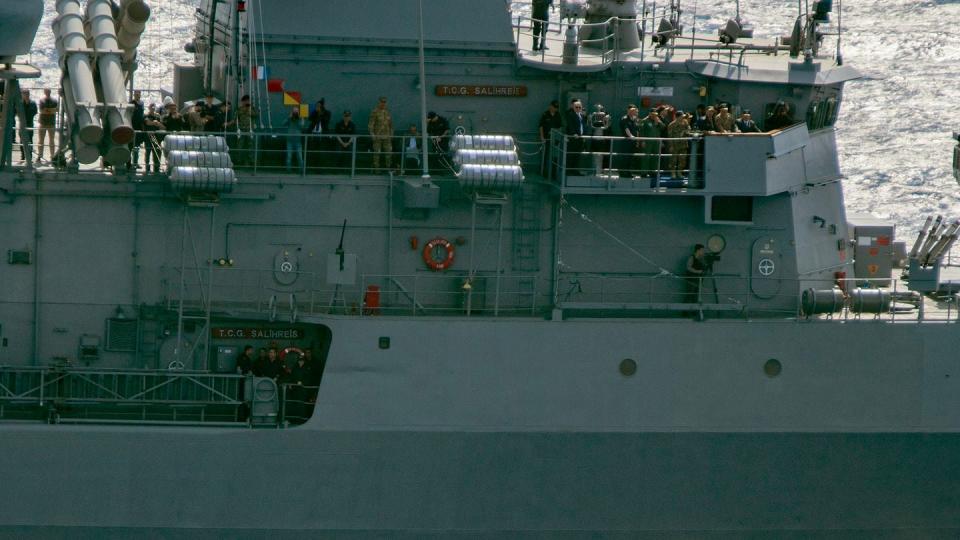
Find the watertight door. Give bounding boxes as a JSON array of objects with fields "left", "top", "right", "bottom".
[{"left": 750, "top": 237, "right": 782, "bottom": 299}]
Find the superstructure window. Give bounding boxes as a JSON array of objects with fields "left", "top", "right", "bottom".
[
  {"left": 807, "top": 96, "right": 839, "bottom": 130},
  {"left": 710, "top": 196, "right": 753, "bottom": 223}
]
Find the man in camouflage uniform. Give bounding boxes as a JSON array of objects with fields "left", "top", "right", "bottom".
[
  {"left": 713, "top": 106, "right": 736, "bottom": 133},
  {"left": 235, "top": 94, "right": 258, "bottom": 166},
  {"left": 637, "top": 109, "right": 663, "bottom": 177},
  {"left": 667, "top": 112, "right": 692, "bottom": 178},
  {"left": 367, "top": 96, "right": 393, "bottom": 171}
]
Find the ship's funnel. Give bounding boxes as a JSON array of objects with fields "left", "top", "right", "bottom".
[
  {"left": 86, "top": 0, "right": 135, "bottom": 145},
  {"left": 116, "top": 0, "right": 151, "bottom": 67},
  {"left": 54, "top": 0, "right": 105, "bottom": 145},
  {"left": 0, "top": 1, "right": 44, "bottom": 63}
]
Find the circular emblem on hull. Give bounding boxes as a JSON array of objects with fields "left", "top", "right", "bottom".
[
  {"left": 274, "top": 249, "right": 300, "bottom": 285},
  {"left": 758, "top": 258, "right": 776, "bottom": 276}
]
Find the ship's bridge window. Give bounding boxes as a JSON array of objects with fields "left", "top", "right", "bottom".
[{"left": 806, "top": 96, "right": 839, "bottom": 131}]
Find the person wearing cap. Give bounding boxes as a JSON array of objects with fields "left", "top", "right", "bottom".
[
  {"left": 205, "top": 99, "right": 228, "bottom": 132},
  {"left": 333, "top": 110, "right": 356, "bottom": 171},
  {"left": 426, "top": 111, "right": 450, "bottom": 170},
  {"left": 36, "top": 89, "right": 58, "bottom": 163},
  {"left": 714, "top": 106, "right": 736, "bottom": 133},
  {"left": 666, "top": 111, "right": 692, "bottom": 178},
  {"left": 637, "top": 108, "right": 663, "bottom": 177},
  {"left": 160, "top": 96, "right": 185, "bottom": 132},
  {"left": 233, "top": 95, "right": 258, "bottom": 166},
  {"left": 367, "top": 96, "right": 394, "bottom": 172},
  {"left": 142, "top": 103, "right": 166, "bottom": 173},
  {"left": 187, "top": 102, "right": 206, "bottom": 132},
  {"left": 538, "top": 100, "right": 562, "bottom": 176},
  {"left": 199, "top": 92, "right": 219, "bottom": 119}
]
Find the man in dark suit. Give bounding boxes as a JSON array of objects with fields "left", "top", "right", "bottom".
[{"left": 564, "top": 98, "right": 587, "bottom": 176}]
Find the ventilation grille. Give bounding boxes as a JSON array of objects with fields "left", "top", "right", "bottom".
[{"left": 105, "top": 318, "right": 138, "bottom": 352}]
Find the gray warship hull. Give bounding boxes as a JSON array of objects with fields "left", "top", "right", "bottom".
[{"left": 3, "top": 318, "right": 960, "bottom": 537}]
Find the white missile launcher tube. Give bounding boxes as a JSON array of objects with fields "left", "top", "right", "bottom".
[
  {"left": 925, "top": 220, "right": 960, "bottom": 265},
  {"left": 116, "top": 0, "right": 151, "bottom": 67},
  {"left": 86, "top": 0, "right": 135, "bottom": 145},
  {"left": 908, "top": 215, "right": 933, "bottom": 259},
  {"left": 53, "top": 0, "right": 104, "bottom": 145},
  {"left": 60, "top": 76, "right": 101, "bottom": 164}
]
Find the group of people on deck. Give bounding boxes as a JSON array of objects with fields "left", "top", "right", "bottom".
[
  {"left": 235, "top": 344, "right": 322, "bottom": 423},
  {"left": 8, "top": 85, "right": 455, "bottom": 175},
  {"left": 280, "top": 96, "right": 451, "bottom": 174},
  {"left": 539, "top": 97, "right": 796, "bottom": 179}
]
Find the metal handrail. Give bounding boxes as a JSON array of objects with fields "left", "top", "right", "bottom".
[
  {"left": 159, "top": 264, "right": 959, "bottom": 323},
  {"left": 513, "top": 13, "right": 621, "bottom": 66},
  {"left": 549, "top": 129, "right": 705, "bottom": 188},
  {"left": 0, "top": 366, "right": 248, "bottom": 424},
  {"left": 278, "top": 382, "right": 319, "bottom": 426}
]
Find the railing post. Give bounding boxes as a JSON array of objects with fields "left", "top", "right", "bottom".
[
  {"left": 412, "top": 276, "right": 418, "bottom": 315},
  {"left": 350, "top": 137, "right": 357, "bottom": 179},
  {"left": 688, "top": 137, "right": 700, "bottom": 187},
  {"left": 253, "top": 132, "right": 259, "bottom": 175},
  {"left": 279, "top": 383, "right": 286, "bottom": 427},
  {"left": 608, "top": 137, "right": 615, "bottom": 178},
  {"left": 301, "top": 135, "right": 308, "bottom": 176},
  {"left": 613, "top": 17, "right": 620, "bottom": 64},
  {"left": 561, "top": 133, "right": 568, "bottom": 187}
]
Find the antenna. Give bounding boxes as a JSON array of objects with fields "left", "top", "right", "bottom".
[
  {"left": 735, "top": 0, "right": 740, "bottom": 21},
  {"left": 336, "top": 219, "right": 347, "bottom": 271},
  {"left": 836, "top": 0, "right": 843, "bottom": 65}
]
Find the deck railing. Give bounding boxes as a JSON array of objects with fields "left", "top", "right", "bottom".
[
  {"left": 164, "top": 266, "right": 548, "bottom": 318},
  {"left": 548, "top": 129, "right": 705, "bottom": 190},
  {"left": 161, "top": 264, "right": 960, "bottom": 323},
  {"left": 3, "top": 127, "right": 546, "bottom": 180},
  {"left": 0, "top": 366, "right": 321, "bottom": 428},
  {"left": 0, "top": 366, "right": 248, "bottom": 425}
]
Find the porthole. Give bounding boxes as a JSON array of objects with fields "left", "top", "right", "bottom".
[
  {"left": 619, "top": 358, "right": 637, "bottom": 377},
  {"left": 764, "top": 358, "right": 782, "bottom": 378}
]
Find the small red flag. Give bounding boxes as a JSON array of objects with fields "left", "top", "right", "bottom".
[{"left": 267, "top": 79, "right": 284, "bottom": 93}]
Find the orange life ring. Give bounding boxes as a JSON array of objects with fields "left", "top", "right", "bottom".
[
  {"left": 423, "top": 237, "right": 455, "bottom": 271},
  {"left": 279, "top": 346, "right": 304, "bottom": 362}
]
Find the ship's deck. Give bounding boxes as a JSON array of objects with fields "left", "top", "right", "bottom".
[{"left": 510, "top": 7, "right": 860, "bottom": 84}]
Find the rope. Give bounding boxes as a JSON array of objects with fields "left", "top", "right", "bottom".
[
  {"left": 254, "top": 0, "right": 273, "bottom": 129},
  {"left": 560, "top": 197, "right": 678, "bottom": 278}
]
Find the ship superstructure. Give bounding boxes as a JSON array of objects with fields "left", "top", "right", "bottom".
[{"left": 1, "top": 0, "right": 960, "bottom": 536}]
